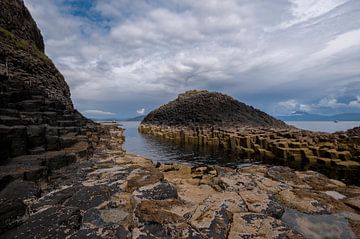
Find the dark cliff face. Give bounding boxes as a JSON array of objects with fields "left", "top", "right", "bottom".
[
  {"left": 0, "top": 1, "right": 94, "bottom": 163},
  {"left": 142, "top": 90, "right": 289, "bottom": 129},
  {"left": 0, "top": 0, "right": 44, "bottom": 52},
  {"left": 0, "top": 0, "right": 73, "bottom": 111}
]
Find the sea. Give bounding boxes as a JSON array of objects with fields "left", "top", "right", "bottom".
[
  {"left": 286, "top": 121, "right": 360, "bottom": 133},
  {"left": 120, "top": 121, "right": 360, "bottom": 184}
]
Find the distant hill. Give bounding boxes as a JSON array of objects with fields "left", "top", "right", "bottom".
[
  {"left": 91, "top": 115, "right": 145, "bottom": 122},
  {"left": 277, "top": 111, "right": 360, "bottom": 121},
  {"left": 124, "top": 115, "right": 145, "bottom": 121}
]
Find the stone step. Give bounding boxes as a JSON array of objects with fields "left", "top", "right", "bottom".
[
  {"left": 15, "top": 99, "right": 45, "bottom": 111},
  {"left": 0, "top": 115, "right": 24, "bottom": 126},
  {"left": 0, "top": 108, "right": 19, "bottom": 117},
  {"left": 29, "top": 146, "right": 45, "bottom": 155},
  {"left": 56, "top": 120, "right": 80, "bottom": 127},
  {"left": 59, "top": 133, "right": 79, "bottom": 148}
]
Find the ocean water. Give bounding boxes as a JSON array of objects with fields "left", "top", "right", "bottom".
[
  {"left": 285, "top": 121, "right": 360, "bottom": 133},
  {"left": 120, "top": 121, "right": 359, "bottom": 185},
  {"left": 122, "top": 121, "right": 246, "bottom": 165}
]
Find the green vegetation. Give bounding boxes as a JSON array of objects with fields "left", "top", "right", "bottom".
[
  {"left": 0, "top": 26, "right": 52, "bottom": 64},
  {"left": 0, "top": 26, "right": 12, "bottom": 38},
  {"left": 15, "top": 38, "right": 28, "bottom": 50}
]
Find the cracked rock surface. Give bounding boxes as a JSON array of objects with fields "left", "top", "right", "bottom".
[{"left": 1, "top": 126, "right": 359, "bottom": 239}]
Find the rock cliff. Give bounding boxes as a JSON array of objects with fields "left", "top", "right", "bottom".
[
  {"left": 0, "top": 0, "right": 126, "bottom": 234},
  {"left": 0, "top": 0, "right": 106, "bottom": 206},
  {"left": 0, "top": 0, "right": 44, "bottom": 52},
  {"left": 0, "top": 0, "right": 93, "bottom": 163},
  {"left": 142, "top": 90, "right": 289, "bottom": 128}
]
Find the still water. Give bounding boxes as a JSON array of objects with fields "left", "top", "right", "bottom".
[
  {"left": 286, "top": 121, "right": 360, "bottom": 133},
  {"left": 121, "top": 121, "right": 359, "bottom": 185}
]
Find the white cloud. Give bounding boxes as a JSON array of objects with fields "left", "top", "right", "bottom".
[
  {"left": 349, "top": 96, "right": 360, "bottom": 108},
  {"left": 24, "top": 0, "right": 360, "bottom": 116},
  {"left": 317, "top": 97, "right": 346, "bottom": 108},
  {"left": 277, "top": 99, "right": 312, "bottom": 114},
  {"left": 282, "top": 0, "right": 348, "bottom": 28},
  {"left": 136, "top": 108, "right": 145, "bottom": 115},
  {"left": 277, "top": 95, "right": 360, "bottom": 115},
  {"left": 310, "top": 29, "right": 360, "bottom": 61},
  {"left": 82, "top": 109, "right": 115, "bottom": 116}
]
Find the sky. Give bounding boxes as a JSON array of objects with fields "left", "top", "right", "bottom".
[{"left": 24, "top": 0, "right": 360, "bottom": 118}]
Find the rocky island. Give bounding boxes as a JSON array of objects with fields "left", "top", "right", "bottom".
[
  {"left": 0, "top": 1, "right": 360, "bottom": 238},
  {"left": 139, "top": 90, "right": 360, "bottom": 185}
]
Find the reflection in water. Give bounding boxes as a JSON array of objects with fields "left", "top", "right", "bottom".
[
  {"left": 122, "top": 121, "right": 257, "bottom": 166},
  {"left": 121, "top": 121, "right": 360, "bottom": 185}
]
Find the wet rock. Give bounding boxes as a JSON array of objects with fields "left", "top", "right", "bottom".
[
  {"left": 64, "top": 185, "right": 112, "bottom": 210},
  {"left": 282, "top": 209, "right": 358, "bottom": 239},
  {"left": 0, "top": 180, "right": 40, "bottom": 233},
  {"left": 2, "top": 206, "right": 81, "bottom": 239},
  {"left": 133, "top": 182, "right": 178, "bottom": 201},
  {"left": 133, "top": 222, "right": 172, "bottom": 239},
  {"left": 31, "top": 185, "right": 80, "bottom": 212},
  {"left": 83, "top": 208, "right": 107, "bottom": 227},
  {"left": 69, "top": 228, "right": 105, "bottom": 239}
]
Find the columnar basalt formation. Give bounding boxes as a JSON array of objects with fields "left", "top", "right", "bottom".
[
  {"left": 1, "top": 2, "right": 359, "bottom": 238},
  {"left": 139, "top": 91, "right": 360, "bottom": 179},
  {"left": 139, "top": 124, "right": 360, "bottom": 168},
  {"left": 0, "top": 0, "right": 117, "bottom": 224},
  {"left": 0, "top": 0, "right": 99, "bottom": 175},
  {"left": 142, "top": 90, "right": 289, "bottom": 128},
  {"left": 1, "top": 123, "right": 359, "bottom": 238}
]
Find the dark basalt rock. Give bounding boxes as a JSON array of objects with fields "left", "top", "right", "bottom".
[
  {"left": 142, "top": 90, "right": 288, "bottom": 128},
  {"left": 135, "top": 182, "right": 178, "bottom": 201},
  {"left": 64, "top": 185, "right": 112, "bottom": 211},
  {"left": 0, "top": 1, "right": 107, "bottom": 235},
  {"left": 0, "top": 180, "right": 41, "bottom": 233},
  {"left": 2, "top": 206, "right": 82, "bottom": 239},
  {"left": 0, "top": 0, "right": 44, "bottom": 52}
]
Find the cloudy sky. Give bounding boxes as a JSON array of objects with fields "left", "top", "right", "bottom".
[{"left": 24, "top": 0, "right": 360, "bottom": 118}]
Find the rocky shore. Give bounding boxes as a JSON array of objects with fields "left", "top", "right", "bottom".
[
  {"left": 1, "top": 123, "right": 360, "bottom": 238},
  {"left": 138, "top": 124, "right": 360, "bottom": 179},
  {"left": 1, "top": 1, "right": 359, "bottom": 238},
  {"left": 139, "top": 91, "right": 360, "bottom": 185}
]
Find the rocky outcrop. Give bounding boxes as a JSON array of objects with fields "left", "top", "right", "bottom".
[
  {"left": 139, "top": 123, "right": 360, "bottom": 184},
  {"left": 139, "top": 91, "right": 360, "bottom": 183},
  {"left": 0, "top": 0, "right": 98, "bottom": 167},
  {"left": 2, "top": 124, "right": 359, "bottom": 238},
  {"left": 0, "top": 0, "right": 120, "bottom": 228},
  {"left": 0, "top": 0, "right": 44, "bottom": 52},
  {"left": 142, "top": 90, "right": 289, "bottom": 128}
]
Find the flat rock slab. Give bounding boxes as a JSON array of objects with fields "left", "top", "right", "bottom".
[
  {"left": 133, "top": 182, "right": 178, "bottom": 201},
  {"left": 0, "top": 180, "right": 40, "bottom": 233},
  {"left": 282, "top": 209, "right": 358, "bottom": 239},
  {"left": 228, "top": 212, "right": 303, "bottom": 239},
  {"left": 64, "top": 185, "right": 112, "bottom": 210},
  {"left": 2, "top": 206, "right": 81, "bottom": 239}
]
